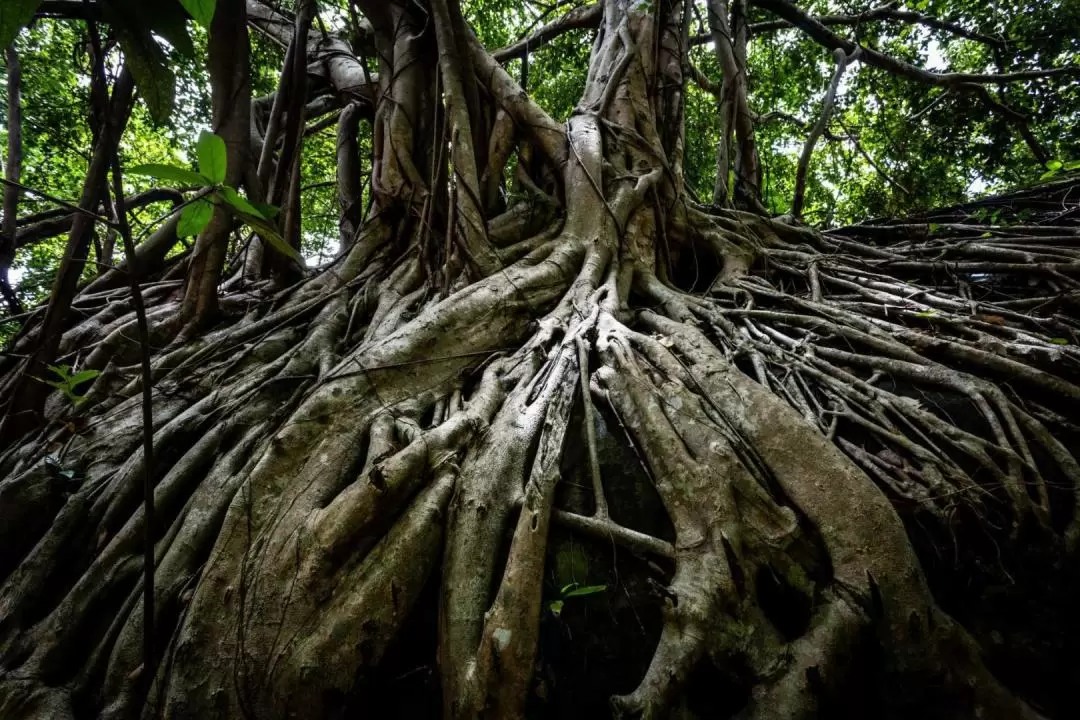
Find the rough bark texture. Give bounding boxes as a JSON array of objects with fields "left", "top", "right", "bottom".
[{"left": 1, "top": 1, "right": 1078, "bottom": 719}]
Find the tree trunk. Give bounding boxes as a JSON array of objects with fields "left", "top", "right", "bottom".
[{"left": 1, "top": 1, "right": 1078, "bottom": 718}]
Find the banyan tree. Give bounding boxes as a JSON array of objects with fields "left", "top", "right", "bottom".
[{"left": 0, "top": 0, "right": 1078, "bottom": 717}]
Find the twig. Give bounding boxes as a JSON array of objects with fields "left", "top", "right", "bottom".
[{"left": 0, "top": 177, "right": 119, "bottom": 229}]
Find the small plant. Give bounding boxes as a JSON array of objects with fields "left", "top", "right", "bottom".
[
  {"left": 1039, "top": 158, "right": 1080, "bottom": 182},
  {"left": 40, "top": 364, "right": 100, "bottom": 405},
  {"left": 547, "top": 582, "right": 607, "bottom": 618},
  {"left": 128, "top": 131, "right": 300, "bottom": 264},
  {"left": 43, "top": 454, "right": 78, "bottom": 483}
]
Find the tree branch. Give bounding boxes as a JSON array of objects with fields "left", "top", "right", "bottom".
[
  {"left": 749, "top": 0, "right": 1068, "bottom": 162},
  {"left": 492, "top": 3, "right": 602, "bottom": 62},
  {"left": 793, "top": 47, "right": 857, "bottom": 219},
  {"left": 13, "top": 187, "right": 182, "bottom": 249},
  {"left": 2, "top": 46, "right": 24, "bottom": 314},
  {"left": 748, "top": 3, "right": 1006, "bottom": 48},
  {"left": 751, "top": 0, "right": 1074, "bottom": 91}
]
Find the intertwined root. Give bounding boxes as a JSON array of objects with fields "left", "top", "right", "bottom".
[
  {"left": 1, "top": 0, "right": 1077, "bottom": 714},
  {"left": 0, "top": 203, "right": 1068, "bottom": 718}
]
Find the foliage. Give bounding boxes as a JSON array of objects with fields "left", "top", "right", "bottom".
[
  {"left": 37, "top": 363, "right": 99, "bottom": 405},
  {"left": 129, "top": 131, "right": 297, "bottom": 263},
  {"left": 1, "top": 0, "right": 1078, "bottom": 313},
  {"left": 547, "top": 583, "right": 607, "bottom": 618}
]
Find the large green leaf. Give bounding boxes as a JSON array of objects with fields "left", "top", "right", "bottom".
[
  {"left": 230, "top": 209, "right": 304, "bottom": 266},
  {"left": 179, "top": 0, "right": 217, "bottom": 28},
  {"left": 177, "top": 199, "right": 214, "bottom": 238},
  {"left": 112, "top": 25, "right": 176, "bottom": 123},
  {"left": 99, "top": 0, "right": 194, "bottom": 58},
  {"left": 0, "top": 0, "right": 43, "bottom": 48},
  {"left": 218, "top": 186, "right": 264, "bottom": 218},
  {"left": 128, "top": 163, "right": 209, "bottom": 187},
  {"left": 563, "top": 584, "right": 607, "bottom": 598},
  {"left": 150, "top": 2, "right": 196, "bottom": 58},
  {"left": 197, "top": 131, "right": 227, "bottom": 184},
  {"left": 253, "top": 202, "right": 281, "bottom": 219},
  {"left": 68, "top": 369, "right": 102, "bottom": 386}
]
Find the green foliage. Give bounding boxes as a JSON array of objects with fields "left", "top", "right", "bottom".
[
  {"left": 177, "top": 198, "right": 213, "bottom": 237},
  {"left": 39, "top": 364, "right": 100, "bottom": 405},
  {"left": 99, "top": 0, "right": 199, "bottom": 123},
  {"left": 547, "top": 583, "right": 607, "bottom": 617},
  {"left": 1039, "top": 158, "right": 1080, "bottom": 182},
  {"left": 195, "top": 129, "right": 226, "bottom": 184},
  {"left": 125, "top": 132, "right": 299, "bottom": 263},
  {"left": 0, "top": 0, "right": 43, "bottom": 49},
  {"left": 127, "top": 163, "right": 207, "bottom": 187},
  {"left": 180, "top": 0, "right": 217, "bottom": 28}
]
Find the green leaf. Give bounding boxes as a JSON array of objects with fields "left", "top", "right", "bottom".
[
  {"left": 233, "top": 210, "right": 305, "bottom": 266},
  {"left": 1049, "top": 338, "right": 1070, "bottom": 345},
  {"left": 0, "top": 0, "right": 43, "bottom": 49},
  {"left": 179, "top": 0, "right": 216, "bottom": 27},
  {"left": 68, "top": 369, "right": 101, "bottom": 386},
  {"left": 253, "top": 202, "right": 281, "bottom": 219},
  {"left": 914, "top": 310, "right": 938, "bottom": 318},
  {"left": 1039, "top": 169, "right": 1059, "bottom": 181},
  {"left": 177, "top": 199, "right": 214, "bottom": 238},
  {"left": 149, "top": 6, "right": 196, "bottom": 57},
  {"left": 112, "top": 24, "right": 175, "bottom": 123},
  {"left": 1047, "top": 159, "right": 1063, "bottom": 171},
  {"left": 547, "top": 600, "right": 564, "bottom": 617},
  {"left": 197, "top": 131, "right": 227, "bottom": 184},
  {"left": 563, "top": 584, "right": 607, "bottom": 598},
  {"left": 47, "top": 364, "right": 71, "bottom": 379},
  {"left": 1065, "top": 161, "right": 1080, "bottom": 171},
  {"left": 128, "top": 163, "right": 209, "bottom": 187},
  {"left": 218, "top": 186, "right": 263, "bottom": 218}
]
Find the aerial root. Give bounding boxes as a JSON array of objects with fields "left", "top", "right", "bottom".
[
  {"left": 634, "top": 310, "right": 1046, "bottom": 720},
  {"left": 596, "top": 313, "right": 766, "bottom": 718},
  {"left": 467, "top": 348, "right": 578, "bottom": 718},
  {"left": 736, "top": 598, "right": 864, "bottom": 720}
]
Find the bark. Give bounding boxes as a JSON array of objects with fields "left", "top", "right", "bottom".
[
  {"left": 1, "top": 46, "right": 23, "bottom": 314},
  {"left": 791, "top": 47, "right": 856, "bottom": 219},
  {"left": 0, "top": 1, "right": 1077, "bottom": 719},
  {"left": 179, "top": 0, "right": 253, "bottom": 326},
  {"left": 0, "top": 65, "right": 134, "bottom": 442},
  {"left": 707, "top": 0, "right": 762, "bottom": 210}
]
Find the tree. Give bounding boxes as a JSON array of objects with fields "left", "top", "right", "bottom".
[{"left": 0, "top": 0, "right": 1078, "bottom": 717}]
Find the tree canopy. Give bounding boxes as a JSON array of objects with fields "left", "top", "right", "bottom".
[{"left": 2, "top": 0, "right": 1078, "bottom": 309}]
